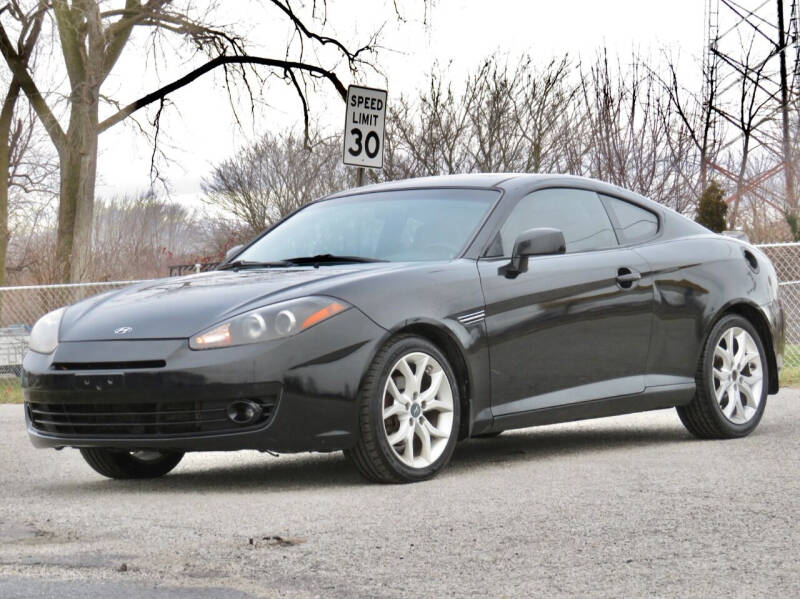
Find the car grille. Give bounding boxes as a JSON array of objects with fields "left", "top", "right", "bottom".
[
  {"left": 26, "top": 396, "right": 278, "bottom": 438},
  {"left": 52, "top": 360, "right": 166, "bottom": 371}
]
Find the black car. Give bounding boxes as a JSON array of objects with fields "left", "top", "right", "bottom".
[{"left": 22, "top": 174, "right": 785, "bottom": 483}]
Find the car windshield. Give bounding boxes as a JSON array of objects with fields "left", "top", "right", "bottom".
[{"left": 235, "top": 188, "right": 499, "bottom": 263}]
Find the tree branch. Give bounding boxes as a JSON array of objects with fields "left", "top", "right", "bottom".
[
  {"left": 102, "top": 0, "right": 150, "bottom": 80},
  {"left": 287, "top": 69, "right": 311, "bottom": 149},
  {"left": 0, "top": 19, "right": 66, "bottom": 150},
  {"left": 268, "top": 0, "right": 371, "bottom": 67},
  {"left": 98, "top": 54, "right": 347, "bottom": 133},
  {"left": 52, "top": 0, "right": 87, "bottom": 88}
]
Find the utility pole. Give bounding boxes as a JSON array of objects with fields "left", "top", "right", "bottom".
[
  {"left": 702, "top": 0, "right": 720, "bottom": 192},
  {"left": 778, "top": 0, "right": 796, "bottom": 217}
]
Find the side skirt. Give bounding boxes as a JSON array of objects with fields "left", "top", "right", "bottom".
[{"left": 490, "top": 383, "right": 695, "bottom": 432}]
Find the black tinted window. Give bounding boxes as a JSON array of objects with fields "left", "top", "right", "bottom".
[
  {"left": 238, "top": 189, "right": 498, "bottom": 263},
  {"left": 600, "top": 195, "right": 659, "bottom": 244},
  {"left": 495, "top": 188, "right": 617, "bottom": 255}
]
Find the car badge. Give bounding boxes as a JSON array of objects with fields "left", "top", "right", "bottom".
[{"left": 114, "top": 327, "right": 134, "bottom": 335}]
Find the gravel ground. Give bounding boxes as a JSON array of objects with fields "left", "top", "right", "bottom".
[{"left": 1, "top": 390, "right": 799, "bottom": 598}]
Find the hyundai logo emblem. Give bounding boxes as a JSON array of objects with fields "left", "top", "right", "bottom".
[{"left": 114, "top": 327, "right": 134, "bottom": 335}]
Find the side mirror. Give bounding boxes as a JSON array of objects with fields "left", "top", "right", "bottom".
[
  {"left": 224, "top": 244, "right": 244, "bottom": 262},
  {"left": 500, "top": 227, "right": 566, "bottom": 278}
]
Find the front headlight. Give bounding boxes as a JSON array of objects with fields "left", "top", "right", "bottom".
[
  {"left": 29, "top": 307, "right": 66, "bottom": 354},
  {"left": 189, "top": 296, "right": 350, "bottom": 350}
]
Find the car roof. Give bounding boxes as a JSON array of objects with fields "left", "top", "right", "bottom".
[
  {"left": 320, "top": 173, "right": 706, "bottom": 239},
  {"left": 323, "top": 173, "right": 647, "bottom": 201},
  {"left": 324, "top": 173, "right": 514, "bottom": 198}
]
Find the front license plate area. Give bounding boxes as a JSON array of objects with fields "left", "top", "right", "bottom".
[{"left": 74, "top": 374, "right": 125, "bottom": 392}]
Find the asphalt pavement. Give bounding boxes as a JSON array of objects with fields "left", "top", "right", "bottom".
[{"left": 1, "top": 390, "right": 799, "bottom": 598}]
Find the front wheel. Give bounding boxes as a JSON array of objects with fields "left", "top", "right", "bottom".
[
  {"left": 677, "top": 314, "right": 768, "bottom": 439},
  {"left": 80, "top": 448, "right": 184, "bottom": 479},
  {"left": 345, "top": 335, "right": 461, "bottom": 483}
]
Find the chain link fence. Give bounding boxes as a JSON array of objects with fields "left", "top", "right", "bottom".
[
  {"left": 755, "top": 243, "right": 800, "bottom": 368},
  {"left": 0, "top": 280, "right": 145, "bottom": 379},
  {"left": 2, "top": 244, "right": 800, "bottom": 380}
]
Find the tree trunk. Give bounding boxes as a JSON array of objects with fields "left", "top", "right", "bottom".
[
  {"left": 699, "top": 148, "right": 708, "bottom": 192},
  {"left": 730, "top": 138, "right": 750, "bottom": 229},
  {"left": 0, "top": 81, "right": 20, "bottom": 289},
  {"left": 56, "top": 87, "right": 99, "bottom": 283}
]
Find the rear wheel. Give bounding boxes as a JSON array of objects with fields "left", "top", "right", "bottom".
[
  {"left": 677, "top": 314, "right": 768, "bottom": 439},
  {"left": 345, "top": 335, "right": 461, "bottom": 483},
  {"left": 79, "top": 448, "right": 184, "bottom": 479}
]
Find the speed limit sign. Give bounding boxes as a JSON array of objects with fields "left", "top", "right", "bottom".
[{"left": 343, "top": 85, "right": 387, "bottom": 169}]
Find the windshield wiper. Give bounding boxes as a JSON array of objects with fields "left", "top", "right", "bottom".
[
  {"left": 218, "top": 260, "right": 293, "bottom": 271},
  {"left": 220, "top": 255, "right": 386, "bottom": 270},
  {"left": 284, "top": 254, "right": 388, "bottom": 266}
]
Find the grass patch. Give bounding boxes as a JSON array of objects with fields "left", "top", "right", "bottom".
[
  {"left": 780, "top": 366, "right": 800, "bottom": 388},
  {"left": 0, "top": 378, "right": 23, "bottom": 404}
]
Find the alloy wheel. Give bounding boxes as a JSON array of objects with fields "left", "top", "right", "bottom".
[
  {"left": 712, "top": 326, "right": 764, "bottom": 425},
  {"left": 381, "top": 351, "right": 455, "bottom": 468}
]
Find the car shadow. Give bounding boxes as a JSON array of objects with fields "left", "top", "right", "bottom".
[
  {"left": 450, "top": 424, "right": 691, "bottom": 470},
  {"left": 51, "top": 421, "right": 693, "bottom": 494},
  {"left": 58, "top": 451, "right": 364, "bottom": 494}
]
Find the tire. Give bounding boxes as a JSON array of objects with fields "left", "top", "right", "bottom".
[
  {"left": 79, "top": 448, "right": 184, "bottom": 479},
  {"left": 345, "top": 335, "right": 461, "bottom": 483},
  {"left": 677, "top": 314, "right": 768, "bottom": 439}
]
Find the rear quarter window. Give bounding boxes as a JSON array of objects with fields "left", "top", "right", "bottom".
[{"left": 600, "top": 195, "right": 659, "bottom": 244}]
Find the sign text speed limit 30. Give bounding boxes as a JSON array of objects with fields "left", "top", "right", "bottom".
[{"left": 343, "top": 85, "right": 387, "bottom": 169}]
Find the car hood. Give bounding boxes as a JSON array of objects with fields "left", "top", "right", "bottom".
[{"left": 59, "top": 265, "right": 390, "bottom": 341}]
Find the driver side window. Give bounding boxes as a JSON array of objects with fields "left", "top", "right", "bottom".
[{"left": 492, "top": 188, "right": 618, "bottom": 256}]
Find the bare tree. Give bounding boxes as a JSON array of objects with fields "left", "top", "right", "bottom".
[
  {"left": 202, "top": 127, "right": 347, "bottom": 235},
  {"left": 200, "top": 45, "right": 797, "bottom": 245},
  {"left": 196, "top": 214, "right": 253, "bottom": 261},
  {"left": 512, "top": 56, "right": 579, "bottom": 173},
  {"left": 734, "top": 153, "right": 790, "bottom": 241},
  {"left": 0, "top": 0, "right": 47, "bottom": 288},
  {"left": 5, "top": 190, "right": 53, "bottom": 283},
  {"left": 384, "top": 65, "right": 451, "bottom": 179},
  {"left": 382, "top": 56, "right": 578, "bottom": 181},
  {"left": 9, "top": 192, "right": 210, "bottom": 283},
  {"left": 659, "top": 46, "right": 722, "bottom": 196},
  {"left": 713, "top": 34, "right": 777, "bottom": 228},
  {"left": 89, "top": 193, "right": 205, "bottom": 280},
  {"left": 384, "top": 70, "right": 476, "bottom": 179},
  {"left": 0, "top": 0, "right": 382, "bottom": 282},
  {"left": 703, "top": 1, "right": 800, "bottom": 235},
  {"left": 576, "top": 51, "right": 698, "bottom": 212}
]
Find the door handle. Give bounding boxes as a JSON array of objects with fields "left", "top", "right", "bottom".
[{"left": 616, "top": 268, "right": 641, "bottom": 288}]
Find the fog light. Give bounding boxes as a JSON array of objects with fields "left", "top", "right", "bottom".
[{"left": 226, "top": 400, "right": 263, "bottom": 425}]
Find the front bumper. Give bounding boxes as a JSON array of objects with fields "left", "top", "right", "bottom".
[{"left": 23, "top": 308, "right": 387, "bottom": 453}]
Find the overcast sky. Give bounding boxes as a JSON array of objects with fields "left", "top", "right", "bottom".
[{"left": 93, "top": 0, "right": 708, "bottom": 206}]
